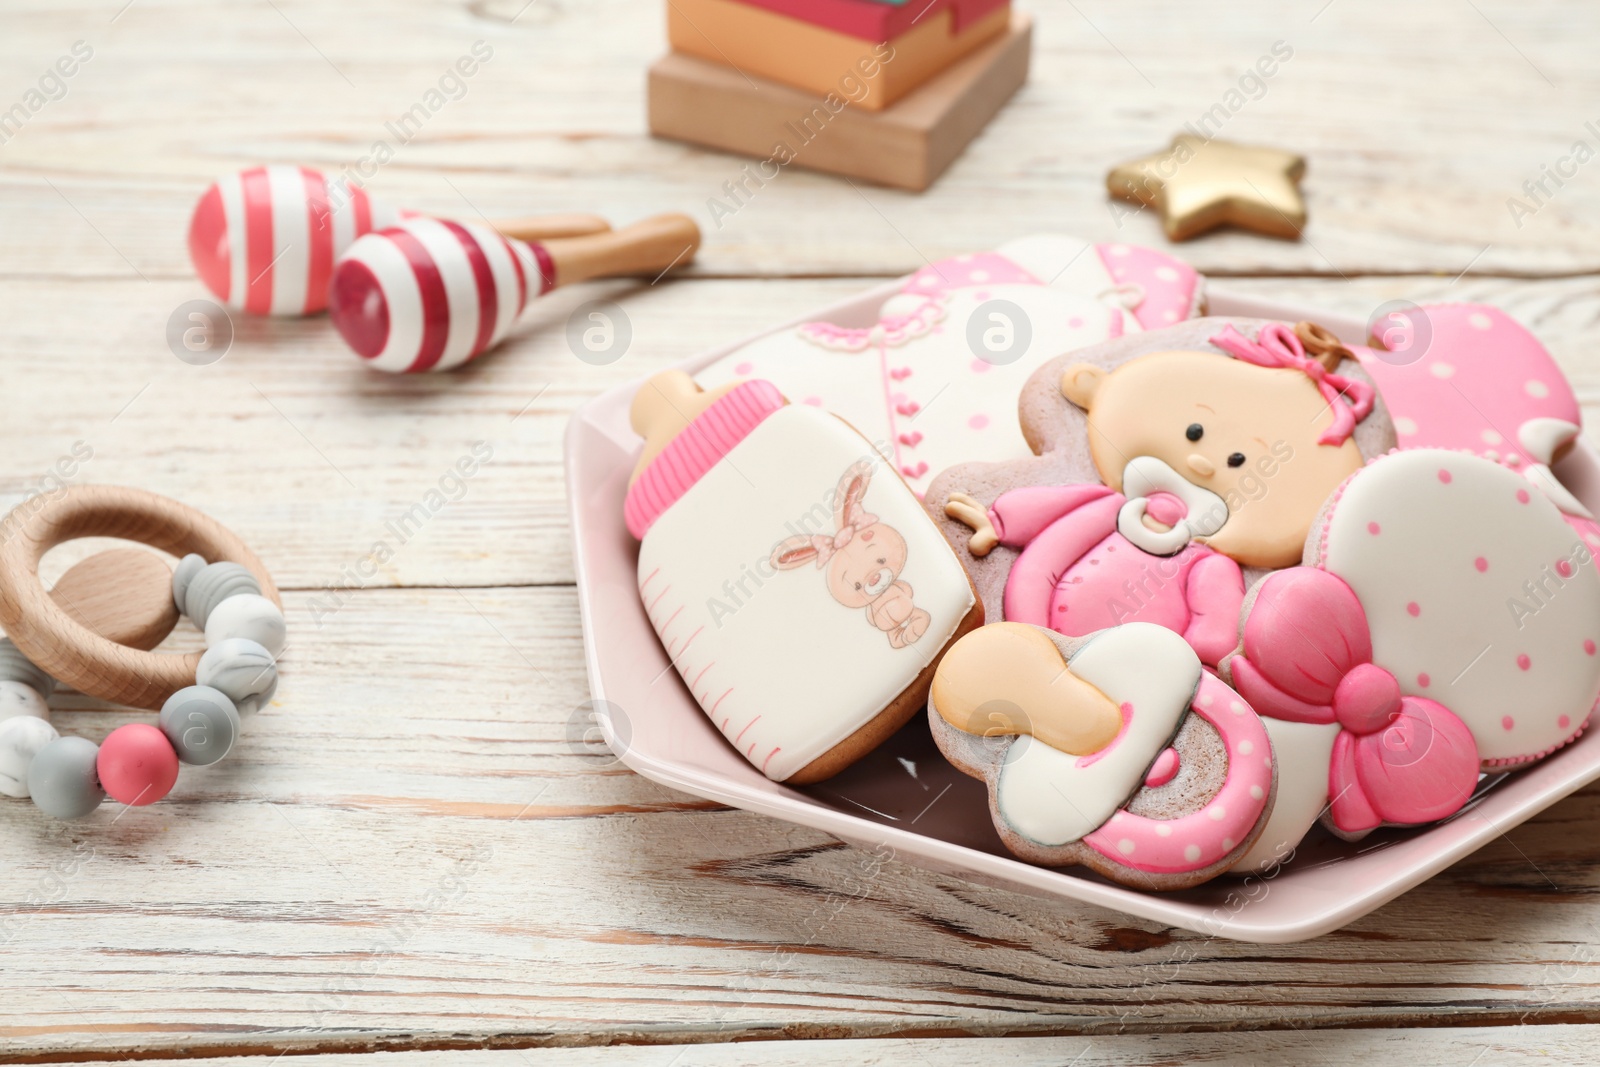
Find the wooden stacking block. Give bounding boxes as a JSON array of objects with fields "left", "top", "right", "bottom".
[
  {"left": 666, "top": 0, "right": 1011, "bottom": 111},
  {"left": 648, "top": 13, "right": 1031, "bottom": 192}
]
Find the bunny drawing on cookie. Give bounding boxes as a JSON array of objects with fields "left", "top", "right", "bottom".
[{"left": 770, "top": 462, "right": 932, "bottom": 649}]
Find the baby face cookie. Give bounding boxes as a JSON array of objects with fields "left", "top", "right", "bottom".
[
  {"left": 695, "top": 235, "right": 1203, "bottom": 494},
  {"left": 929, "top": 620, "right": 1275, "bottom": 888},
  {"left": 1223, "top": 448, "right": 1600, "bottom": 871},
  {"left": 930, "top": 319, "right": 1396, "bottom": 669},
  {"left": 626, "top": 371, "right": 983, "bottom": 784}
]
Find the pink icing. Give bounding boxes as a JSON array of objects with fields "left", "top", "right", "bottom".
[
  {"left": 1229, "top": 567, "right": 1481, "bottom": 833},
  {"left": 1081, "top": 674, "right": 1272, "bottom": 874},
  {"left": 988, "top": 485, "right": 1245, "bottom": 668},
  {"left": 1094, "top": 244, "right": 1200, "bottom": 331},
  {"left": 623, "top": 379, "right": 786, "bottom": 539},
  {"left": 1210, "top": 323, "right": 1376, "bottom": 446},
  {"left": 901, "top": 251, "right": 1041, "bottom": 297},
  {"left": 1143, "top": 747, "right": 1180, "bottom": 788}
]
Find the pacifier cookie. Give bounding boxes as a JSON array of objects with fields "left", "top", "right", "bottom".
[
  {"left": 929, "top": 620, "right": 1275, "bottom": 888},
  {"left": 625, "top": 371, "right": 983, "bottom": 783},
  {"left": 928, "top": 318, "right": 1396, "bottom": 670}
]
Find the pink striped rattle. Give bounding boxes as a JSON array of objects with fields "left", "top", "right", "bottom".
[
  {"left": 187, "top": 165, "right": 610, "bottom": 317},
  {"left": 328, "top": 213, "right": 702, "bottom": 374}
]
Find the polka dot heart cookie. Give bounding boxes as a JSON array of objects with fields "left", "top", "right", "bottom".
[
  {"left": 929, "top": 621, "right": 1274, "bottom": 889},
  {"left": 1222, "top": 448, "right": 1600, "bottom": 871},
  {"left": 695, "top": 236, "right": 1203, "bottom": 496}
]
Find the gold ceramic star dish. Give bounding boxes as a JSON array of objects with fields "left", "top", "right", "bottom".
[{"left": 1107, "top": 135, "right": 1307, "bottom": 241}]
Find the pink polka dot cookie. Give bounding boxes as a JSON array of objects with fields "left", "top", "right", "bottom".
[
  {"left": 1223, "top": 448, "right": 1600, "bottom": 870},
  {"left": 929, "top": 621, "right": 1275, "bottom": 888}
]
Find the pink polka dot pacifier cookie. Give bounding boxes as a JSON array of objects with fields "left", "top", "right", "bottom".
[{"left": 0, "top": 486, "right": 283, "bottom": 819}]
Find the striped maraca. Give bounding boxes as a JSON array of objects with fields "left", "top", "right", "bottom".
[
  {"left": 187, "top": 165, "right": 610, "bottom": 317},
  {"left": 329, "top": 214, "right": 702, "bottom": 374}
]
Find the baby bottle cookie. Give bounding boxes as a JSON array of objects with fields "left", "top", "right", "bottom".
[
  {"left": 625, "top": 371, "right": 983, "bottom": 783},
  {"left": 929, "top": 620, "right": 1275, "bottom": 888}
]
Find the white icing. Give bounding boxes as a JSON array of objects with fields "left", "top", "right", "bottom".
[
  {"left": 1116, "top": 455, "right": 1230, "bottom": 556},
  {"left": 992, "top": 623, "right": 1201, "bottom": 846},
  {"left": 1228, "top": 718, "right": 1338, "bottom": 874},
  {"left": 694, "top": 240, "right": 1140, "bottom": 492},
  {"left": 637, "top": 405, "right": 976, "bottom": 781},
  {"left": 1321, "top": 449, "right": 1600, "bottom": 762},
  {"left": 1518, "top": 417, "right": 1580, "bottom": 466}
]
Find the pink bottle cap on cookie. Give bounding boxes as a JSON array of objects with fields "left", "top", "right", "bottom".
[{"left": 624, "top": 379, "right": 787, "bottom": 539}]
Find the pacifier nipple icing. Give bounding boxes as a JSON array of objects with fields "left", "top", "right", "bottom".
[{"left": 1116, "top": 455, "right": 1230, "bottom": 556}]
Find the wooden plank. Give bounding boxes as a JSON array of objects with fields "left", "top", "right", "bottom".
[
  {"left": 46, "top": 1026, "right": 1600, "bottom": 1065},
  {"left": 5, "top": 585, "right": 1600, "bottom": 1056},
  {"left": 3, "top": 273, "right": 1599, "bottom": 593},
  {"left": 3, "top": 1, "right": 1600, "bottom": 278}
]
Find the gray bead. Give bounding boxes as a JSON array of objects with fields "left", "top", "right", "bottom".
[
  {"left": 196, "top": 638, "right": 278, "bottom": 715},
  {"left": 182, "top": 562, "right": 261, "bottom": 628},
  {"left": 0, "top": 638, "right": 54, "bottom": 698},
  {"left": 28, "top": 736, "right": 104, "bottom": 819},
  {"left": 172, "top": 553, "right": 206, "bottom": 615},
  {"left": 159, "top": 685, "right": 240, "bottom": 766}
]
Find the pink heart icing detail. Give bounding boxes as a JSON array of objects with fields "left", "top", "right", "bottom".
[
  {"left": 896, "top": 402, "right": 921, "bottom": 417},
  {"left": 889, "top": 367, "right": 912, "bottom": 380},
  {"left": 901, "top": 462, "right": 929, "bottom": 478},
  {"left": 899, "top": 431, "right": 924, "bottom": 447}
]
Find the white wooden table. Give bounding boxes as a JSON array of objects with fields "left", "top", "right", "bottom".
[{"left": 4, "top": 0, "right": 1600, "bottom": 1061}]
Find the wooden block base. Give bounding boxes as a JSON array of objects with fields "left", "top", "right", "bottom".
[{"left": 647, "top": 13, "right": 1032, "bottom": 192}]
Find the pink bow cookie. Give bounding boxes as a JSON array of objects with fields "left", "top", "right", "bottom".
[
  {"left": 1229, "top": 566, "right": 1480, "bottom": 835},
  {"left": 1210, "top": 323, "right": 1377, "bottom": 446}
]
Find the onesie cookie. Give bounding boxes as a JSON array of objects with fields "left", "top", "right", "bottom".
[
  {"left": 929, "top": 620, "right": 1275, "bottom": 888},
  {"left": 696, "top": 235, "right": 1204, "bottom": 494},
  {"left": 1222, "top": 447, "right": 1600, "bottom": 870},
  {"left": 626, "top": 371, "right": 984, "bottom": 783},
  {"left": 928, "top": 318, "right": 1396, "bottom": 669}
]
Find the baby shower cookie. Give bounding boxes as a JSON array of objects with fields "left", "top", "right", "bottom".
[
  {"left": 929, "top": 620, "right": 1275, "bottom": 887},
  {"left": 929, "top": 318, "right": 1396, "bottom": 669},
  {"left": 695, "top": 235, "right": 1204, "bottom": 495},
  {"left": 625, "top": 371, "right": 983, "bottom": 783},
  {"left": 1352, "top": 303, "right": 1600, "bottom": 547},
  {"left": 1222, "top": 447, "right": 1600, "bottom": 871}
]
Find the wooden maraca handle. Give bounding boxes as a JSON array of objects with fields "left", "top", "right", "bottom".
[
  {"left": 540, "top": 213, "right": 702, "bottom": 288},
  {"left": 0, "top": 486, "right": 280, "bottom": 710},
  {"left": 490, "top": 213, "right": 611, "bottom": 242}
]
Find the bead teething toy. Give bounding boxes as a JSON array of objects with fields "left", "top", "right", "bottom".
[
  {"left": 188, "top": 164, "right": 612, "bottom": 316},
  {"left": 0, "top": 487, "right": 284, "bottom": 818},
  {"left": 327, "top": 213, "right": 703, "bottom": 373}
]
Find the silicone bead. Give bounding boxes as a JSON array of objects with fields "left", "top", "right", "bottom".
[
  {"left": 159, "top": 685, "right": 240, "bottom": 766},
  {"left": 196, "top": 638, "right": 278, "bottom": 715},
  {"left": 0, "top": 638, "right": 54, "bottom": 697},
  {"left": 0, "top": 679, "right": 49, "bottom": 723},
  {"left": 182, "top": 562, "right": 262, "bottom": 628},
  {"left": 28, "top": 736, "right": 104, "bottom": 818},
  {"left": 96, "top": 723, "right": 179, "bottom": 806},
  {"left": 0, "top": 716, "right": 60, "bottom": 797},
  {"left": 172, "top": 552, "right": 206, "bottom": 615},
  {"left": 204, "top": 594, "right": 286, "bottom": 657}
]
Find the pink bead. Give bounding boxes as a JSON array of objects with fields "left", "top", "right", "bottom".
[{"left": 96, "top": 724, "right": 179, "bottom": 806}]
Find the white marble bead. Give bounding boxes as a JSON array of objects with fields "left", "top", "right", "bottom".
[
  {"left": 204, "top": 594, "right": 286, "bottom": 657},
  {"left": 0, "top": 716, "right": 60, "bottom": 798},
  {"left": 0, "top": 680, "right": 49, "bottom": 724},
  {"left": 196, "top": 638, "right": 278, "bottom": 715}
]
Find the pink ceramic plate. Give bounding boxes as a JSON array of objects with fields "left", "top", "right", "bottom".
[{"left": 565, "top": 283, "right": 1600, "bottom": 943}]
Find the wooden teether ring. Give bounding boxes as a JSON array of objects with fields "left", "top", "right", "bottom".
[{"left": 0, "top": 486, "right": 279, "bottom": 710}]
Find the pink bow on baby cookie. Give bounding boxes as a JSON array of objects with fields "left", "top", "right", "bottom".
[
  {"left": 1210, "top": 323, "right": 1377, "bottom": 446},
  {"left": 1228, "top": 567, "right": 1480, "bottom": 834}
]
